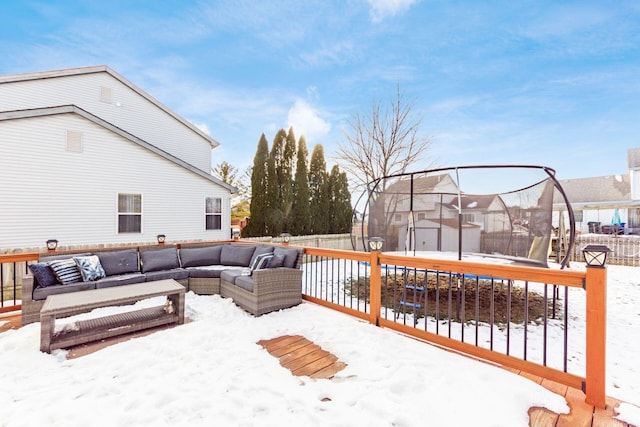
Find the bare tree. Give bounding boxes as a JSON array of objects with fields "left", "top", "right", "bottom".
[
  {"left": 212, "top": 161, "right": 251, "bottom": 220},
  {"left": 336, "top": 84, "right": 432, "bottom": 192}
]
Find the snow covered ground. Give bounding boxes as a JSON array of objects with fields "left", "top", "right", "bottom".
[{"left": 0, "top": 263, "right": 638, "bottom": 426}]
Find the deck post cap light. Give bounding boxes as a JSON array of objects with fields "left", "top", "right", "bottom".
[
  {"left": 281, "top": 233, "right": 291, "bottom": 244},
  {"left": 232, "top": 230, "right": 240, "bottom": 240},
  {"left": 582, "top": 244, "right": 611, "bottom": 267},
  {"left": 156, "top": 234, "right": 166, "bottom": 244},
  {"left": 369, "top": 237, "right": 384, "bottom": 251},
  {"left": 46, "top": 239, "right": 58, "bottom": 251}
]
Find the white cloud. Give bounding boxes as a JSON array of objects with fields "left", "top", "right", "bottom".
[
  {"left": 367, "top": 0, "right": 419, "bottom": 23},
  {"left": 191, "top": 121, "right": 211, "bottom": 135},
  {"left": 287, "top": 99, "right": 331, "bottom": 143}
]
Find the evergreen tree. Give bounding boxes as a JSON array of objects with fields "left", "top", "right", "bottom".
[
  {"left": 291, "top": 136, "right": 310, "bottom": 235},
  {"left": 328, "top": 165, "right": 353, "bottom": 233},
  {"left": 243, "top": 134, "right": 270, "bottom": 237},
  {"left": 309, "top": 144, "right": 329, "bottom": 234},
  {"left": 266, "top": 129, "right": 287, "bottom": 235},
  {"left": 281, "top": 127, "right": 296, "bottom": 232}
]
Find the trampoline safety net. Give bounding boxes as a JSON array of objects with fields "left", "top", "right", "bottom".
[{"left": 351, "top": 165, "right": 575, "bottom": 268}]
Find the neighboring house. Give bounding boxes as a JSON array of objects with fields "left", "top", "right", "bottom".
[
  {"left": 553, "top": 148, "right": 640, "bottom": 235},
  {"left": 0, "top": 65, "right": 235, "bottom": 251},
  {"left": 372, "top": 174, "right": 483, "bottom": 253}
]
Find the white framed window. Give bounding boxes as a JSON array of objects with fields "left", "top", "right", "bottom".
[
  {"left": 206, "top": 197, "right": 222, "bottom": 230},
  {"left": 118, "top": 193, "right": 142, "bottom": 233}
]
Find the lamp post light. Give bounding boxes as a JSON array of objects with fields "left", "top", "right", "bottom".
[
  {"left": 157, "top": 234, "right": 166, "bottom": 244},
  {"left": 369, "top": 237, "right": 384, "bottom": 252},
  {"left": 46, "top": 239, "right": 58, "bottom": 251},
  {"left": 232, "top": 230, "right": 240, "bottom": 240},
  {"left": 582, "top": 244, "right": 612, "bottom": 268},
  {"left": 281, "top": 233, "right": 291, "bottom": 245}
]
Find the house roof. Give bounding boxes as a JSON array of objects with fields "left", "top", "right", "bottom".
[
  {"left": 0, "top": 65, "right": 220, "bottom": 149},
  {"left": 0, "top": 105, "right": 236, "bottom": 193},
  {"left": 442, "top": 194, "right": 499, "bottom": 211},
  {"left": 382, "top": 173, "right": 459, "bottom": 195},
  {"left": 553, "top": 174, "right": 634, "bottom": 210}
]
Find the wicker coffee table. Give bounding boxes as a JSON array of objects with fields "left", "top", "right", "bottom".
[{"left": 40, "top": 280, "right": 185, "bottom": 353}]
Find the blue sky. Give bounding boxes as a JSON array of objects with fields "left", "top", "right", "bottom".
[{"left": 2, "top": 0, "right": 639, "bottom": 182}]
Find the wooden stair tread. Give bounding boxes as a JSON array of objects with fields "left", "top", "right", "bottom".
[{"left": 258, "top": 334, "right": 346, "bottom": 379}]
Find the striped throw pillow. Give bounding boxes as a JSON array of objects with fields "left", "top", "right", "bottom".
[{"left": 49, "top": 259, "right": 83, "bottom": 285}]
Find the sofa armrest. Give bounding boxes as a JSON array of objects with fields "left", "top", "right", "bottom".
[
  {"left": 250, "top": 268, "right": 303, "bottom": 295},
  {"left": 22, "top": 275, "right": 35, "bottom": 302}
]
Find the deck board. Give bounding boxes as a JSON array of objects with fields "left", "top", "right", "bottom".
[{"left": 257, "top": 334, "right": 346, "bottom": 379}]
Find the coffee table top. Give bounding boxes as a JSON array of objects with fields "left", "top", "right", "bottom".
[{"left": 41, "top": 279, "right": 185, "bottom": 315}]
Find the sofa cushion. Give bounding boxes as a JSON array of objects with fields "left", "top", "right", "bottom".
[
  {"left": 180, "top": 245, "right": 224, "bottom": 267},
  {"left": 144, "top": 268, "right": 189, "bottom": 282},
  {"left": 273, "top": 247, "right": 300, "bottom": 268},
  {"left": 28, "top": 262, "right": 59, "bottom": 287},
  {"left": 94, "top": 273, "right": 146, "bottom": 289},
  {"left": 74, "top": 255, "right": 106, "bottom": 281},
  {"left": 234, "top": 275, "right": 254, "bottom": 292},
  {"left": 187, "top": 265, "right": 244, "bottom": 278},
  {"left": 220, "top": 269, "right": 246, "bottom": 284},
  {"left": 48, "top": 259, "right": 83, "bottom": 285},
  {"left": 97, "top": 249, "right": 139, "bottom": 276},
  {"left": 220, "top": 245, "right": 256, "bottom": 267},
  {"left": 32, "top": 281, "right": 96, "bottom": 301},
  {"left": 269, "top": 254, "right": 285, "bottom": 269},
  {"left": 140, "top": 247, "right": 180, "bottom": 273},
  {"left": 248, "top": 246, "right": 274, "bottom": 268}
]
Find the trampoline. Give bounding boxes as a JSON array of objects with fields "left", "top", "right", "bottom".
[{"left": 352, "top": 165, "right": 575, "bottom": 269}]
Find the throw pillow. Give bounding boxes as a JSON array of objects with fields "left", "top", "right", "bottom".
[
  {"left": 255, "top": 253, "right": 274, "bottom": 270},
  {"left": 49, "top": 259, "right": 83, "bottom": 285},
  {"left": 28, "top": 262, "right": 59, "bottom": 287},
  {"left": 249, "top": 253, "right": 273, "bottom": 271},
  {"left": 269, "top": 254, "right": 285, "bottom": 268},
  {"left": 249, "top": 253, "right": 274, "bottom": 272},
  {"left": 248, "top": 245, "right": 274, "bottom": 268},
  {"left": 74, "top": 255, "right": 107, "bottom": 281}
]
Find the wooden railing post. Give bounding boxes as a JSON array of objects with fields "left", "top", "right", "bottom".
[
  {"left": 369, "top": 249, "right": 381, "bottom": 326},
  {"left": 585, "top": 265, "right": 607, "bottom": 408}
]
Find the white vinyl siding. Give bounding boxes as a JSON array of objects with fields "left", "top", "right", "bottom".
[
  {"left": 0, "top": 71, "right": 212, "bottom": 172},
  {"left": 205, "top": 197, "right": 222, "bottom": 230},
  {"left": 118, "top": 194, "right": 142, "bottom": 233},
  {"left": 0, "top": 113, "right": 230, "bottom": 249}
]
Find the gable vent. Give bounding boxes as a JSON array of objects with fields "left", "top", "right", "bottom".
[
  {"left": 100, "top": 86, "right": 112, "bottom": 104},
  {"left": 66, "top": 131, "right": 84, "bottom": 153}
]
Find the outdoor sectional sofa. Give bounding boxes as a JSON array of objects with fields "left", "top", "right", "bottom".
[{"left": 22, "top": 242, "right": 304, "bottom": 325}]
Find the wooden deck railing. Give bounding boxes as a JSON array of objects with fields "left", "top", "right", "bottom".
[
  {"left": 301, "top": 246, "right": 607, "bottom": 408},
  {"left": 0, "top": 252, "right": 39, "bottom": 313}
]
